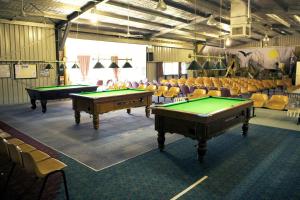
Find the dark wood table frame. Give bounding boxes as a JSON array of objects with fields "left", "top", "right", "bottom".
[
  {"left": 26, "top": 86, "right": 98, "bottom": 113},
  {"left": 151, "top": 99, "right": 253, "bottom": 161},
  {"left": 70, "top": 91, "right": 153, "bottom": 129}
]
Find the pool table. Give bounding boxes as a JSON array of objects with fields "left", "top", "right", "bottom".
[
  {"left": 151, "top": 96, "right": 253, "bottom": 161},
  {"left": 70, "top": 89, "right": 153, "bottom": 129},
  {"left": 26, "top": 85, "right": 98, "bottom": 113}
]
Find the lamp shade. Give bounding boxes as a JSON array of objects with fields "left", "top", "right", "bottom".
[
  {"left": 215, "top": 61, "right": 226, "bottom": 69},
  {"left": 156, "top": 0, "right": 167, "bottom": 11},
  {"left": 45, "top": 63, "right": 53, "bottom": 69},
  {"left": 109, "top": 62, "right": 119, "bottom": 68},
  {"left": 93, "top": 61, "right": 105, "bottom": 69},
  {"left": 187, "top": 60, "right": 202, "bottom": 70},
  {"left": 202, "top": 61, "right": 212, "bottom": 69},
  {"left": 72, "top": 63, "right": 80, "bottom": 69},
  {"left": 122, "top": 61, "right": 133, "bottom": 68}
]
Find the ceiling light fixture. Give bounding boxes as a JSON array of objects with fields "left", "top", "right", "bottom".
[
  {"left": 294, "top": 15, "right": 300, "bottom": 23},
  {"left": 156, "top": 0, "right": 167, "bottom": 11},
  {"left": 108, "top": 62, "right": 119, "bottom": 68},
  {"left": 207, "top": 14, "right": 217, "bottom": 26},
  {"left": 187, "top": 0, "right": 202, "bottom": 70},
  {"left": 93, "top": 15, "right": 105, "bottom": 69},
  {"left": 44, "top": 63, "right": 53, "bottom": 69},
  {"left": 266, "top": 14, "right": 290, "bottom": 28}
]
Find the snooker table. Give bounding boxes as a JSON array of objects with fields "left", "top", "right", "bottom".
[
  {"left": 26, "top": 85, "right": 98, "bottom": 113},
  {"left": 70, "top": 89, "right": 153, "bottom": 129},
  {"left": 151, "top": 96, "right": 253, "bottom": 161}
]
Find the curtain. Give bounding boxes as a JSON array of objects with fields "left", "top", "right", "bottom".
[
  {"left": 111, "top": 56, "right": 119, "bottom": 81},
  {"left": 78, "top": 55, "right": 90, "bottom": 81}
]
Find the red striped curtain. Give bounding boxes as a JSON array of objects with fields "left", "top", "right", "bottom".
[{"left": 78, "top": 55, "right": 90, "bottom": 81}]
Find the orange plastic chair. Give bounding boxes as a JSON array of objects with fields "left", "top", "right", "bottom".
[
  {"left": 265, "top": 95, "right": 289, "bottom": 110},
  {"left": 188, "top": 89, "right": 207, "bottom": 99},
  {"left": 250, "top": 93, "right": 269, "bottom": 116},
  {"left": 163, "top": 87, "right": 180, "bottom": 100},
  {"left": 207, "top": 90, "right": 221, "bottom": 97},
  {"left": 154, "top": 86, "right": 168, "bottom": 103}
]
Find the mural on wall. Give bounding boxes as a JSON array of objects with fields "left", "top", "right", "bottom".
[{"left": 202, "top": 46, "right": 297, "bottom": 79}]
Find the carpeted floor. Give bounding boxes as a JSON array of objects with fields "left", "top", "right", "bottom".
[
  {"left": 56, "top": 124, "right": 299, "bottom": 200},
  {"left": 1, "top": 105, "right": 300, "bottom": 199},
  {"left": 0, "top": 100, "right": 182, "bottom": 171}
]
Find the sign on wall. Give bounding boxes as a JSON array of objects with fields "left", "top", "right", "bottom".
[
  {"left": 14, "top": 64, "right": 37, "bottom": 79},
  {"left": 0, "top": 64, "right": 11, "bottom": 78}
]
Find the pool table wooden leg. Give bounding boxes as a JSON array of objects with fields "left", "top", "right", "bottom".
[
  {"left": 242, "top": 108, "right": 251, "bottom": 136},
  {"left": 30, "top": 99, "right": 37, "bottom": 109},
  {"left": 41, "top": 100, "right": 47, "bottom": 113},
  {"left": 93, "top": 114, "right": 99, "bottom": 130},
  {"left": 145, "top": 106, "right": 150, "bottom": 118},
  {"left": 127, "top": 108, "right": 131, "bottom": 114},
  {"left": 75, "top": 111, "right": 80, "bottom": 124},
  {"left": 157, "top": 131, "right": 165, "bottom": 151},
  {"left": 197, "top": 139, "right": 207, "bottom": 162}
]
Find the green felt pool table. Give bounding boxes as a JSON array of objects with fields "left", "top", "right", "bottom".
[
  {"left": 151, "top": 96, "right": 253, "bottom": 161},
  {"left": 26, "top": 85, "right": 98, "bottom": 113},
  {"left": 70, "top": 89, "right": 153, "bottom": 129}
]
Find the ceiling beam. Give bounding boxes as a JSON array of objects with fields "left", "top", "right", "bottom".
[
  {"left": 272, "top": 0, "right": 289, "bottom": 12},
  {"left": 107, "top": 1, "right": 190, "bottom": 24},
  {"left": 56, "top": 0, "right": 111, "bottom": 28}
]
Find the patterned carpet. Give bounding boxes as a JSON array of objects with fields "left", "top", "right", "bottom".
[{"left": 2, "top": 122, "right": 298, "bottom": 200}]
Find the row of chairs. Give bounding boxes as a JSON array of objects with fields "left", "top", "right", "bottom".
[
  {"left": 250, "top": 93, "right": 289, "bottom": 116},
  {"left": 159, "top": 77, "right": 294, "bottom": 96},
  {"left": 0, "top": 129, "right": 69, "bottom": 200}
]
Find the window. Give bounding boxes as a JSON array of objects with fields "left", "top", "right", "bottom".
[
  {"left": 181, "top": 62, "right": 188, "bottom": 75},
  {"left": 163, "top": 62, "right": 179, "bottom": 75}
]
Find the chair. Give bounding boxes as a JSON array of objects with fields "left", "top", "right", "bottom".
[
  {"left": 145, "top": 84, "right": 157, "bottom": 92},
  {"left": 3, "top": 140, "right": 50, "bottom": 197},
  {"left": 207, "top": 90, "right": 222, "bottom": 97},
  {"left": 163, "top": 87, "right": 180, "bottom": 101},
  {"left": 220, "top": 87, "right": 231, "bottom": 97},
  {"left": 188, "top": 89, "right": 207, "bottom": 99},
  {"left": 20, "top": 151, "right": 69, "bottom": 200},
  {"left": 154, "top": 86, "right": 168, "bottom": 103},
  {"left": 265, "top": 95, "right": 289, "bottom": 110},
  {"left": 250, "top": 93, "right": 269, "bottom": 116},
  {"left": 96, "top": 80, "right": 103, "bottom": 86},
  {"left": 0, "top": 131, "right": 12, "bottom": 139},
  {"left": 179, "top": 85, "right": 190, "bottom": 97},
  {"left": 131, "top": 81, "right": 139, "bottom": 88},
  {"left": 137, "top": 84, "right": 146, "bottom": 90}
]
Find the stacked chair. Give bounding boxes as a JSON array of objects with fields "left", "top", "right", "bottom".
[{"left": 0, "top": 129, "right": 69, "bottom": 200}]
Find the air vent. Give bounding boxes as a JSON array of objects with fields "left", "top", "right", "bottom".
[{"left": 230, "top": 0, "right": 251, "bottom": 38}]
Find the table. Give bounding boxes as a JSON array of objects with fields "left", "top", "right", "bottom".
[
  {"left": 26, "top": 85, "right": 98, "bottom": 113},
  {"left": 70, "top": 89, "right": 153, "bottom": 129},
  {"left": 151, "top": 96, "right": 253, "bottom": 161},
  {"left": 286, "top": 88, "right": 300, "bottom": 125}
]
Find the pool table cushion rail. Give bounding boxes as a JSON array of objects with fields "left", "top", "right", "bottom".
[{"left": 151, "top": 96, "right": 253, "bottom": 123}]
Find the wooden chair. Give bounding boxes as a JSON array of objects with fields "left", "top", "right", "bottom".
[{"left": 265, "top": 95, "right": 289, "bottom": 110}]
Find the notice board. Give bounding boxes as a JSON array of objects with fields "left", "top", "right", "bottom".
[{"left": 14, "top": 64, "right": 37, "bottom": 79}]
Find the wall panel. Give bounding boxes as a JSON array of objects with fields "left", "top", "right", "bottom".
[
  {"left": 234, "top": 35, "right": 300, "bottom": 48},
  {"left": 148, "top": 46, "right": 193, "bottom": 62},
  {"left": 0, "top": 21, "right": 56, "bottom": 105}
]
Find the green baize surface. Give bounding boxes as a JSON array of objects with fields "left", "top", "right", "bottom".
[
  {"left": 78, "top": 89, "right": 144, "bottom": 98},
  {"left": 35, "top": 85, "right": 92, "bottom": 91},
  {"left": 165, "top": 97, "right": 247, "bottom": 115}
]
